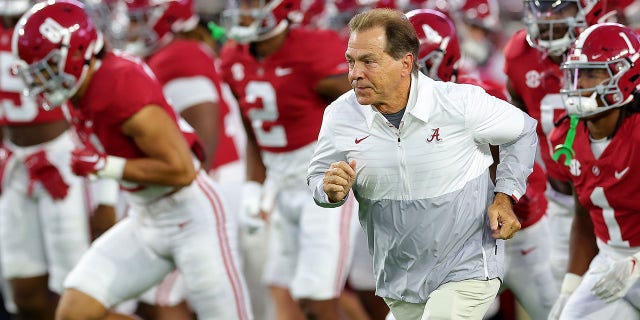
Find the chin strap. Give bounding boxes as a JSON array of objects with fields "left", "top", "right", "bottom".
[
  {"left": 207, "top": 21, "right": 226, "bottom": 42},
  {"left": 552, "top": 115, "right": 580, "bottom": 166}
]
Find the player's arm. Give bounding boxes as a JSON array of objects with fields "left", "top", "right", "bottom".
[
  {"left": 180, "top": 101, "right": 219, "bottom": 171},
  {"left": 549, "top": 174, "right": 573, "bottom": 195},
  {"left": 506, "top": 79, "right": 528, "bottom": 114},
  {"left": 549, "top": 182, "right": 594, "bottom": 318},
  {"left": 120, "top": 105, "right": 197, "bottom": 186},
  {"left": 241, "top": 110, "right": 266, "bottom": 184},
  {"left": 238, "top": 100, "right": 269, "bottom": 229},
  {"left": 566, "top": 182, "right": 598, "bottom": 276},
  {"left": 89, "top": 178, "right": 119, "bottom": 240},
  {"left": 316, "top": 73, "right": 351, "bottom": 102}
]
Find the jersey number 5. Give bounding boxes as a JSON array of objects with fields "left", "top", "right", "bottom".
[{"left": 0, "top": 52, "right": 39, "bottom": 122}]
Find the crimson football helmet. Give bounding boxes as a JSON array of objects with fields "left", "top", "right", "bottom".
[
  {"left": 12, "top": 0, "right": 103, "bottom": 109},
  {"left": 458, "top": 0, "right": 500, "bottom": 31},
  {"left": 406, "top": 8, "right": 461, "bottom": 82},
  {"left": 560, "top": 23, "right": 640, "bottom": 118},
  {"left": 0, "top": 0, "right": 31, "bottom": 16},
  {"left": 524, "top": 0, "right": 627, "bottom": 57},
  {"left": 222, "top": 0, "right": 302, "bottom": 44},
  {"left": 113, "top": 0, "right": 198, "bottom": 57}
]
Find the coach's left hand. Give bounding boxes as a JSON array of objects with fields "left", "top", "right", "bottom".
[{"left": 487, "top": 192, "right": 521, "bottom": 239}]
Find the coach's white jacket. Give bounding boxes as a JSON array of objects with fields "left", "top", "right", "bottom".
[{"left": 307, "top": 72, "right": 537, "bottom": 303}]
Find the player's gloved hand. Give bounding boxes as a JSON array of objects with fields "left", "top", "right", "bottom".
[
  {"left": 591, "top": 253, "right": 640, "bottom": 302},
  {"left": 71, "top": 148, "right": 125, "bottom": 179},
  {"left": 241, "top": 181, "right": 266, "bottom": 232},
  {"left": 71, "top": 148, "right": 107, "bottom": 177},
  {"left": 24, "top": 150, "right": 69, "bottom": 200},
  {"left": 549, "top": 273, "right": 582, "bottom": 320}
]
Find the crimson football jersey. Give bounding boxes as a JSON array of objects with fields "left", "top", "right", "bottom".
[
  {"left": 70, "top": 52, "right": 202, "bottom": 160},
  {"left": 147, "top": 39, "right": 239, "bottom": 169},
  {"left": 219, "top": 28, "right": 349, "bottom": 153},
  {"left": 504, "top": 30, "right": 566, "bottom": 178},
  {"left": 0, "top": 24, "right": 64, "bottom": 126},
  {"left": 549, "top": 114, "right": 640, "bottom": 247},
  {"left": 458, "top": 75, "right": 547, "bottom": 228}
]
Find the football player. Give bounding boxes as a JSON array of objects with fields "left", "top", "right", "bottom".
[
  {"left": 503, "top": 0, "right": 629, "bottom": 290},
  {"left": 219, "top": 0, "right": 361, "bottom": 319},
  {"left": 91, "top": 0, "right": 250, "bottom": 317},
  {"left": 548, "top": 23, "right": 640, "bottom": 320},
  {"left": 0, "top": 0, "right": 117, "bottom": 318},
  {"left": 11, "top": 0, "right": 252, "bottom": 318}
]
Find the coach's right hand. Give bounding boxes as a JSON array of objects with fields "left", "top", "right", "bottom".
[{"left": 323, "top": 160, "right": 356, "bottom": 203}]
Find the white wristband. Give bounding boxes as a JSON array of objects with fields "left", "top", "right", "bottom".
[
  {"left": 96, "top": 156, "right": 126, "bottom": 180},
  {"left": 93, "top": 178, "right": 120, "bottom": 206},
  {"left": 560, "top": 273, "right": 583, "bottom": 294}
]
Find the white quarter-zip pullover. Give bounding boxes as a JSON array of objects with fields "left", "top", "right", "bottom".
[{"left": 308, "top": 72, "right": 537, "bottom": 303}]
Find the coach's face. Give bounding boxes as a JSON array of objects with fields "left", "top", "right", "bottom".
[{"left": 346, "top": 27, "right": 406, "bottom": 108}]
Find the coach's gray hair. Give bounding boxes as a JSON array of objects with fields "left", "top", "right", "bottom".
[{"left": 348, "top": 8, "right": 420, "bottom": 75}]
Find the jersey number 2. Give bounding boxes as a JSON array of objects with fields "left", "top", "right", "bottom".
[{"left": 245, "top": 81, "right": 287, "bottom": 147}]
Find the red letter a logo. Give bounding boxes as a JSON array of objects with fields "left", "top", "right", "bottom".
[{"left": 426, "top": 128, "right": 442, "bottom": 142}]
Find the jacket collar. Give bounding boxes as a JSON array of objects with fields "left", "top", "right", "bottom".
[
  {"left": 407, "top": 72, "right": 434, "bottom": 124},
  {"left": 363, "top": 72, "right": 433, "bottom": 129}
]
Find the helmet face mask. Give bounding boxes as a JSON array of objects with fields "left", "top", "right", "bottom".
[
  {"left": 561, "top": 64, "right": 624, "bottom": 117},
  {"left": 221, "top": 1, "right": 266, "bottom": 44},
  {"left": 560, "top": 23, "right": 640, "bottom": 118},
  {"left": 418, "top": 49, "right": 446, "bottom": 80},
  {"left": 222, "top": 0, "right": 302, "bottom": 44},
  {"left": 13, "top": 49, "right": 76, "bottom": 109},
  {"left": 91, "top": 0, "right": 197, "bottom": 57},
  {"left": 120, "top": 4, "right": 165, "bottom": 56},
  {"left": 523, "top": 0, "right": 583, "bottom": 56}
]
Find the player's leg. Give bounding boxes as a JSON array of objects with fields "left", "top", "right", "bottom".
[
  {"left": 135, "top": 302, "right": 193, "bottom": 320},
  {"left": 135, "top": 271, "right": 193, "bottom": 320},
  {"left": 38, "top": 133, "right": 94, "bottom": 318},
  {"left": 213, "top": 161, "right": 275, "bottom": 320},
  {"left": 57, "top": 217, "right": 173, "bottom": 319},
  {"left": 421, "top": 278, "right": 500, "bottom": 319},
  {"left": 0, "top": 267, "right": 17, "bottom": 317},
  {"left": 503, "top": 216, "right": 558, "bottom": 320},
  {"left": 0, "top": 180, "right": 54, "bottom": 319},
  {"left": 545, "top": 189, "right": 574, "bottom": 288},
  {"left": 560, "top": 252, "right": 640, "bottom": 320},
  {"left": 263, "top": 208, "right": 305, "bottom": 320},
  {"left": 174, "top": 173, "right": 252, "bottom": 319},
  {"left": 57, "top": 289, "right": 137, "bottom": 320},
  {"left": 291, "top": 190, "right": 359, "bottom": 320},
  {"left": 239, "top": 227, "right": 274, "bottom": 320},
  {"left": 338, "top": 288, "right": 370, "bottom": 320},
  {"left": 40, "top": 149, "right": 92, "bottom": 295}
]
